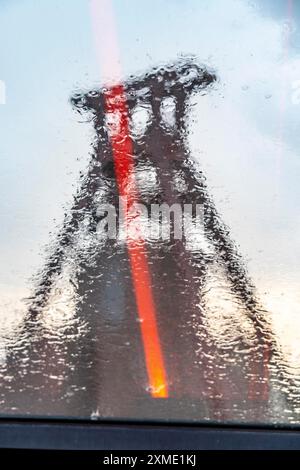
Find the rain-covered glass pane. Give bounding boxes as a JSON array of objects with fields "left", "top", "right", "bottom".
[{"left": 0, "top": 0, "right": 300, "bottom": 425}]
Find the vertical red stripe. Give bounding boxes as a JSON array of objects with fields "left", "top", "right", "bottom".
[{"left": 104, "top": 85, "right": 168, "bottom": 398}]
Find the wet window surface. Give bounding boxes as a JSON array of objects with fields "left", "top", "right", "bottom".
[{"left": 1, "top": 0, "right": 300, "bottom": 425}]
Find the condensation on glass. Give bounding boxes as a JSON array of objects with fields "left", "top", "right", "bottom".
[{"left": 0, "top": 0, "right": 300, "bottom": 425}]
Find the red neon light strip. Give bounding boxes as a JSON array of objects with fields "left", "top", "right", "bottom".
[{"left": 104, "top": 85, "right": 168, "bottom": 398}]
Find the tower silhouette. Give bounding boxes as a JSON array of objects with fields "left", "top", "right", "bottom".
[{"left": 0, "top": 58, "right": 280, "bottom": 422}]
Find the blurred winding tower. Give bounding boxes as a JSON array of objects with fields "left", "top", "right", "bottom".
[{"left": 18, "top": 58, "right": 273, "bottom": 419}]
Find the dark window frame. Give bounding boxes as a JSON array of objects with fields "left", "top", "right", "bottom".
[{"left": 0, "top": 419, "right": 300, "bottom": 450}]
